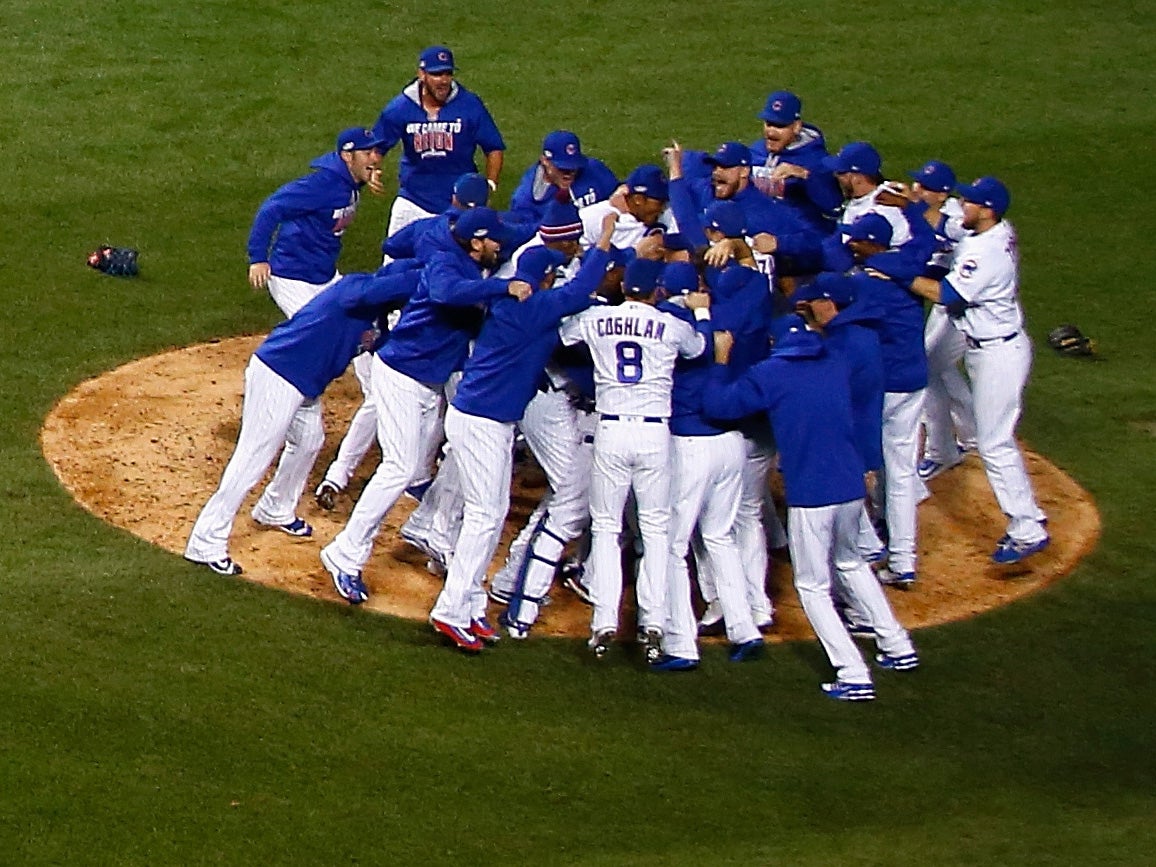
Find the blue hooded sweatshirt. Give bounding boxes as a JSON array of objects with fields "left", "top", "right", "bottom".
[{"left": 247, "top": 151, "right": 361, "bottom": 285}]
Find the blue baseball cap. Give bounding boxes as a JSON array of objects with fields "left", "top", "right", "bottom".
[
  {"left": 841, "top": 213, "right": 894, "bottom": 246},
  {"left": 770, "top": 314, "right": 823, "bottom": 358},
  {"left": 452, "top": 172, "right": 490, "bottom": 208},
  {"left": 704, "top": 200, "right": 746, "bottom": 238},
  {"left": 793, "top": 272, "right": 856, "bottom": 306},
  {"left": 538, "top": 199, "right": 583, "bottom": 243},
  {"left": 514, "top": 246, "right": 567, "bottom": 287},
  {"left": 825, "top": 141, "right": 883, "bottom": 176},
  {"left": 908, "top": 160, "right": 956, "bottom": 194},
  {"left": 452, "top": 206, "right": 511, "bottom": 244},
  {"left": 336, "top": 127, "right": 386, "bottom": 152},
  {"left": 623, "top": 164, "right": 669, "bottom": 201},
  {"left": 759, "top": 90, "right": 803, "bottom": 126},
  {"left": 542, "top": 130, "right": 587, "bottom": 172},
  {"left": 622, "top": 258, "right": 664, "bottom": 297},
  {"left": 660, "top": 261, "right": 700, "bottom": 295},
  {"left": 419, "top": 45, "right": 455, "bottom": 73},
  {"left": 957, "top": 176, "right": 1011, "bottom": 217},
  {"left": 704, "top": 141, "right": 752, "bottom": 169}
]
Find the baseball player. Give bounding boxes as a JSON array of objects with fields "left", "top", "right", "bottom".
[
  {"left": 702, "top": 316, "right": 919, "bottom": 701},
  {"left": 652, "top": 254, "right": 767, "bottom": 671},
  {"left": 313, "top": 172, "right": 493, "bottom": 512},
  {"left": 878, "top": 177, "right": 1050, "bottom": 564},
  {"left": 428, "top": 219, "right": 616, "bottom": 652},
  {"left": 665, "top": 139, "right": 823, "bottom": 281},
  {"left": 319, "top": 207, "right": 529, "bottom": 604},
  {"left": 577, "top": 164, "right": 680, "bottom": 258},
  {"left": 184, "top": 265, "right": 420, "bottom": 578},
  {"left": 904, "top": 160, "right": 978, "bottom": 480},
  {"left": 558, "top": 257, "right": 714, "bottom": 662},
  {"left": 836, "top": 213, "right": 929, "bottom": 587},
  {"left": 748, "top": 90, "right": 843, "bottom": 234},
  {"left": 247, "top": 127, "right": 384, "bottom": 317},
  {"left": 396, "top": 198, "right": 595, "bottom": 579},
  {"left": 507, "top": 130, "right": 619, "bottom": 229},
  {"left": 372, "top": 46, "right": 506, "bottom": 237}
]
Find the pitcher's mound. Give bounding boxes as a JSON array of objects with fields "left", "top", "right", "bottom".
[{"left": 41, "top": 336, "right": 1101, "bottom": 642}]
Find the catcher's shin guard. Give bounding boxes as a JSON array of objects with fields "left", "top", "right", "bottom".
[{"left": 505, "top": 511, "right": 567, "bottom": 627}]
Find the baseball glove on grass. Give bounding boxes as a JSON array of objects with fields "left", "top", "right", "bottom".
[
  {"left": 87, "top": 245, "right": 140, "bottom": 277},
  {"left": 1047, "top": 323, "right": 1095, "bottom": 357}
]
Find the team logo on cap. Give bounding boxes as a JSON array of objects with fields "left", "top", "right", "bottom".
[
  {"left": 566, "top": 143, "right": 577, "bottom": 155},
  {"left": 923, "top": 166, "right": 935, "bottom": 176},
  {"left": 437, "top": 51, "right": 449, "bottom": 62},
  {"left": 772, "top": 99, "right": 783, "bottom": 111}
]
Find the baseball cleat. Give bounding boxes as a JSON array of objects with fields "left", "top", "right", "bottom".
[
  {"left": 400, "top": 528, "right": 440, "bottom": 562},
  {"left": 638, "top": 627, "right": 663, "bottom": 664},
  {"left": 498, "top": 610, "right": 531, "bottom": 640},
  {"left": 276, "top": 517, "right": 313, "bottom": 538},
  {"left": 431, "top": 617, "right": 483, "bottom": 653},
  {"left": 314, "top": 480, "right": 341, "bottom": 511},
  {"left": 469, "top": 616, "right": 501, "bottom": 644},
  {"left": 696, "top": 599, "right": 725, "bottom": 636},
  {"left": 588, "top": 628, "right": 615, "bottom": 658},
  {"left": 877, "top": 567, "right": 916, "bottom": 589},
  {"left": 875, "top": 651, "right": 920, "bottom": 671},
  {"left": 821, "top": 680, "right": 876, "bottom": 702},
  {"left": 404, "top": 479, "right": 432, "bottom": 503},
  {"left": 650, "top": 654, "right": 699, "bottom": 672},
  {"left": 320, "top": 548, "right": 369, "bottom": 605},
  {"left": 753, "top": 607, "right": 775, "bottom": 634},
  {"left": 865, "top": 547, "right": 889, "bottom": 570},
  {"left": 559, "top": 559, "right": 593, "bottom": 605},
  {"left": 918, "top": 450, "right": 963, "bottom": 481},
  {"left": 991, "top": 534, "right": 1050, "bottom": 565},
  {"left": 487, "top": 585, "right": 514, "bottom": 605},
  {"left": 186, "top": 556, "right": 243, "bottom": 576},
  {"left": 728, "top": 638, "right": 766, "bottom": 663}
]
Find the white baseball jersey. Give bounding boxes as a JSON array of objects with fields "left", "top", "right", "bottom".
[
  {"left": 928, "top": 196, "right": 967, "bottom": 272},
  {"left": 559, "top": 301, "right": 704, "bottom": 417},
  {"left": 841, "top": 186, "right": 913, "bottom": 247},
  {"left": 946, "top": 220, "right": 1023, "bottom": 339},
  {"left": 577, "top": 200, "right": 681, "bottom": 251}
]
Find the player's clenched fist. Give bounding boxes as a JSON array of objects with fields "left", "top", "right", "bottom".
[{"left": 507, "top": 279, "right": 533, "bottom": 301}]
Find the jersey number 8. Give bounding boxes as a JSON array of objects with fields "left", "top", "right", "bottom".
[{"left": 615, "top": 341, "right": 644, "bottom": 383}]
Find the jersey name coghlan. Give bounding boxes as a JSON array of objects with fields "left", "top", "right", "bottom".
[
  {"left": 596, "top": 316, "right": 666, "bottom": 339},
  {"left": 407, "top": 120, "right": 462, "bottom": 158}
]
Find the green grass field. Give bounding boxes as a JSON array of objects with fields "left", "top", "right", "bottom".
[{"left": 2, "top": 1, "right": 1154, "bottom": 863}]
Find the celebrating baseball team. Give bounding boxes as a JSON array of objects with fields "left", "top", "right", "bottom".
[{"left": 184, "top": 44, "right": 1050, "bottom": 701}]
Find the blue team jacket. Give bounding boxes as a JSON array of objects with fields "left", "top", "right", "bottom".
[
  {"left": 506, "top": 158, "right": 620, "bottom": 228},
  {"left": 852, "top": 257, "right": 929, "bottom": 394},
  {"left": 822, "top": 291, "right": 886, "bottom": 472},
  {"left": 374, "top": 81, "right": 505, "bottom": 214},
  {"left": 452, "top": 249, "right": 610, "bottom": 422},
  {"left": 247, "top": 151, "right": 361, "bottom": 285},
  {"left": 668, "top": 265, "right": 772, "bottom": 437},
  {"left": 255, "top": 266, "right": 420, "bottom": 399},
  {"left": 703, "top": 332, "right": 866, "bottom": 508},
  {"left": 378, "top": 245, "right": 510, "bottom": 385}
]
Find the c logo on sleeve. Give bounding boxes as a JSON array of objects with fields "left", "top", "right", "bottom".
[{"left": 959, "top": 258, "right": 978, "bottom": 279}]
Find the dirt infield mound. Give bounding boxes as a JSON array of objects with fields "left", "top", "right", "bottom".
[{"left": 41, "top": 335, "right": 1101, "bottom": 642}]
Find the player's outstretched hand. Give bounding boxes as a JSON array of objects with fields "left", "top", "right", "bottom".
[
  {"left": 713, "top": 330, "right": 734, "bottom": 363},
  {"left": 662, "top": 140, "right": 684, "bottom": 180},
  {"left": 248, "top": 262, "right": 271, "bottom": 290},
  {"left": 508, "top": 279, "right": 533, "bottom": 301}
]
